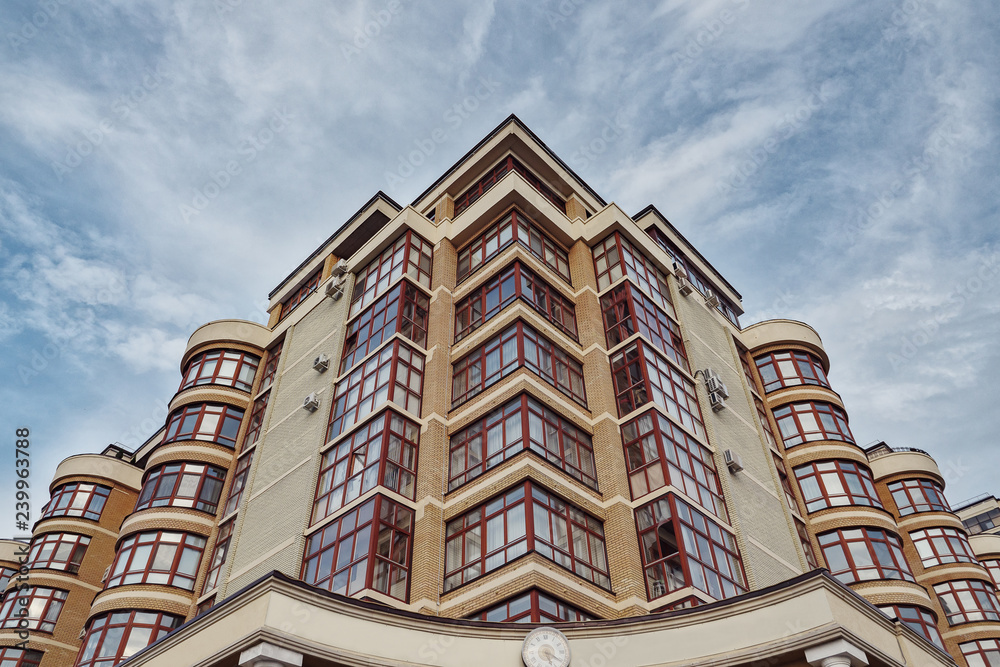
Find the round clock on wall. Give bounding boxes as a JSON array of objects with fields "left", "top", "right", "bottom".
[{"left": 521, "top": 627, "right": 571, "bottom": 667}]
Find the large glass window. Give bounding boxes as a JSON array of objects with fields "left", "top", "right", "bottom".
[
  {"left": 327, "top": 341, "right": 423, "bottom": 441},
  {"left": 27, "top": 532, "right": 90, "bottom": 573},
  {"left": 202, "top": 520, "right": 233, "bottom": 594},
  {"left": 342, "top": 281, "right": 430, "bottom": 373},
  {"left": 242, "top": 391, "right": 269, "bottom": 450},
  {"left": 453, "top": 156, "right": 566, "bottom": 217},
  {"left": 772, "top": 453, "right": 799, "bottom": 514},
  {"left": 349, "top": 231, "right": 433, "bottom": 319},
  {"left": 934, "top": 579, "right": 1000, "bottom": 625},
  {"left": 279, "top": 269, "right": 321, "bottom": 321},
  {"left": 961, "top": 639, "right": 1000, "bottom": 667},
  {"left": 754, "top": 397, "right": 778, "bottom": 450},
  {"left": 313, "top": 410, "right": 419, "bottom": 523},
  {"left": 610, "top": 341, "right": 704, "bottom": 438},
  {"left": 793, "top": 460, "right": 883, "bottom": 512},
  {"left": 40, "top": 482, "right": 111, "bottom": 522},
  {"left": 106, "top": 531, "right": 206, "bottom": 591},
  {"left": 795, "top": 518, "right": 819, "bottom": 569},
  {"left": 754, "top": 351, "right": 829, "bottom": 393},
  {"left": 445, "top": 482, "right": 609, "bottom": 591},
  {"left": 621, "top": 410, "right": 726, "bottom": 520},
  {"left": 879, "top": 605, "right": 944, "bottom": 649},
  {"left": 452, "top": 320, "right": 586, "bottom": 407},
  {"left": 888, "top": 479, "right": 950, "bottom": 516},
  {"left": 179, "top": 349, "right": 260, "bottom": 392},
  {"left": 910, "top": 527, "right": 977, "bottom": 567},
  {"left": 259, "top": 341, "right": 282, "bottom": 392},
  {"left": 964, "top": 507, "right": 1000, "bottom": 535},
  {"left": 75, "top": 610, "right": 181, "bottom": 667},
  {"left": 818, "top": 527, "right": 914, "bottom": 584},
  {"left": 457, "top": 209, "right": 571, "bottom": 283},
  {"left": 593, "top": 232, "right": 674, "bottom": 316},
  {"left": 448, "top": 394, "right": 596, "bottom": 491},
  {"left": 469, "top": 589, "right": 593, "bottom": 622},
  {"left": 0, "top": 567, "right": 15, "bottom": 592},
  {"left": 302, "top": 495, "right": 413, "bottom": 601},
  {"left": 0, "top": 649, "right": 42, "bottom": 667},
  {"left": 163, "top": 403, "right": 245, "bottom": 448},
  {"left": 635, "top": 495, "right": 747, "bottom": 602},
  {"left": 136, "top": 462, "right": 226, "bottom": 514},
  {"left": 601, "top": 283, "right": 687, "bottom": 370},
  {"left": 454, "top": 262, "right": 577, "bottom": 343},
  {"left": 222, "top": 452, "right": 253, "bottom": 516},
  {"left": 0, "top": 587, "right": 66, "bottom": 633},
  {"left": 772, "top": 401, "right": 854, "bottom": 447},
  {"left": 983, "top": 559, "right": 1000, "bottom": 588}
]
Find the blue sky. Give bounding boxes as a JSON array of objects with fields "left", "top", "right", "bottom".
[{"left": 2, "top": 0, "right": 999, "bottom": 537}]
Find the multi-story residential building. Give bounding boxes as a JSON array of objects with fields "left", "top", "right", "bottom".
[{"left": 2, "top": 116, "right": 998, "bottom": 667}]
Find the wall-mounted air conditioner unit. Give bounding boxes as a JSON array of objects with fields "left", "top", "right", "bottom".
[
  {"left": 312, "top": 353, "right": 330, "bottom": 372},
  {"left": 302, "top": 393, "right": 320, "bottom": 412},
  {"left": 724, "top": 449, "right": 744, "bottom": 473}
]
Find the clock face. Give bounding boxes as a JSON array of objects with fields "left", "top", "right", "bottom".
[{"left": 521, "top": 627, "right": 571, "bottom": 667}]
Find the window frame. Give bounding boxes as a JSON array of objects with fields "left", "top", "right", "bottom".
[
  {"left": 647, "top": 227, "right": 740, "bottom": 326},
  {"left": 772, "top": 401, "right": 854, "bottom": 447},
  {"left": 593, "top": 231, "right": 675, "bottom": 317},
  {"left": 754, "top": 350, "right": 830, "bottom": 393},
  {"left": 341, "top": 280, "right": 430, "bottom": 374},
  {"left": 162, "top": 402, "right": 245, "bottom": 448},
  {"left": 456, "top": 208, "right": 571, "bottom": 284},
  {"left": 349, "top": 230, "right": 433, "bottom": 320},
  {"left": 135, "top": 462, "right": 226, "bottom": 514},
  {"left": 27, "top": 532, "right": 91, "bottom": 573},
  {"left": 179, "top": 349, "right": 260, "bottom": 393},
  {"left": 934, "top": 579, "right": 1000, "bottom": 625},
  {"left": 818, "top": 527, "right": 915, "bottom": 584},
  {"left": 0, "top": 648, "right": 43, "bottom": 667},
  {"left": 453, "top": 156, "right": 566, "bottom": 217},
  {"left": 961, "top": 638, "right": 1000, "bottom": 667},
  {"left": 278, "top": 269, "right": 321, "bottom": 321},
  {"left": 202, "top": 520, "right": 234, "bottom": 594},
  {"left": 222, "top": 451, "right": 253, "bottom": 516},
  {"left": 40, "top": 482, "right": 111, "bottom": 522},
  {"left": 75, "top": 610, "right": 181, "bottom": 667},
  {"left": 792, "top": 460, "right": 883, "bottom": 513},
  {"left": 259, "top": 341, "right": 283, "bottom": 392},
  {"left": 468, "top": 589, "right": 594, "bottom": 623},
  {"left": 601, "top": 282, "right": 688, "bottom": 371},
  {"left": 241, "top": 391, "right": 270, "bottom": 450},
  {"left": 106, "top": 530, "right": 207, "bottom": 591},
  {"left": 0, "top": 586, "right": 67, "bottom": 634},
  {"left": 888, "top": 478, "right": 950, "bottom": 516},
  {"left": 910, "top": 526, "right": 978, "bottom": 567},
  {"left": 879, "top": 605, "right": 945, "bottom": 649}
]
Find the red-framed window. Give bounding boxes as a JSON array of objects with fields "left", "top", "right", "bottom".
[
  {"left": 0, "top": 587, "right": 67, "bottom": 633},
  {"left": 279, "top": 269, "right": 321, "bottom": 320},
  {"left": 223, "top": 451, "right": 253, "bottom": 516},
  {"left": 934, "top": 579, "right": 1000, "bottom": 625},
  {"left": 445, "top": 482, "right": 609, "bottom": 591},
  {"left": 754, "top": 351, "right": 829, "bottom": 393},
  {"left": 349, "top": 230, "right": 433, "bottom": 319},
  {"left": 983, "top": 559, "right": 1000, "bottom": 587},
  {"left": 456, "top": 208, "right": 571, "bottom": 284},
  {"left": 792, "top": 460, "right": 882, "bottom": 513},
  {"left": 454, "top": 262, "right": 577, "bottom": 343},
  {"left": 621, "top": 409, "right": 726, "bottom": 519},
  {"left": 647, "top": 227, "right": 741, "bottom": 326},
  {"left": 818, "top": 527, "right": 914, "bottom": 584},
  {"left": 302, "top": 494, "right": 413, "bottom": 601},
  {"left": 754, "top": 397, "right": 778, "bottom": 450},
  {"left": 40, "top": 482, "right": 111, "bottom": 522},
  {"left": 961, "top": 639, "right": 1000, "bottom": 667},
  {"left": 242, "top": 391, "right": 269, "bottom": 450},
  {"left": 795, "top": 518, "right": 819, "bottom": 568},
  {"left": 610, "top": 341, "right": 704, "bottom": 438},
  {"left": 163, "top": 402, "right": 245, "bottom": 448},
  {"left": 259, "top": 341, "right": 283, "bottom": 391},
  {"left": 911, "top": 527, "right": 977, "bottom": 567},
  {"left": 773, "top": 453, "right": 799, "bottom": 513},
  {"left": 202, "top": 520, "right": 233, "bottom": 593},
  {"left": 635, "top": 494, "right": 747, "bottom": 602},
  {"left": 453, "top": 156, "right": 566, "bottom": 217},
  {"left": 469, "top": 589, "right": 594, "bottom": 622},
  {"left": 879, "top": 605, "right": 944, "bottom": 649},
  {"left": 452, "top": 320, "right": 586, "bottom": 407},
  {"left": 136, "top": 462, "right": 226, "bottom": 514},
  {"left": 0, "top": 649, "right": 42, "bottom": 667},
  {"left": 107, "top": 531, "right": 206, "bottom": 591},
  {"left": 888, "top": 479, "right": 950, "bottom": 516},
  {"left": 0, "top": 566, "right": 15, "bottom": 592},
  {"left": 27, "top": 532, "right": 91, "bottom": 573},
  {"left": 75, "top": 610, "right": 181, "bottom": 667},
  {"left": 772, "top": 401, "right": 853, "bottom": 447},
  {"left": 735, "top": 340, "right": 758, "bottom": 393},
  {"left": 447, "top": 394, "right": 596, "bottom": 491},
  {"left": 327, "top": 340, "right": 424, "bottom": 441},
  {"left": 593, "top": 232, "right": 674, "bottom": 316},
  {"left": 341, "top": 280, "right": 430, "bottom": 374},
  {"left": 601, "top": 282, "right": 688, "bottom": 370},
  {"left": 312, "top": 410, "right": 419, "bottom": 523},
  {"left": 179, "top": 349, "right": 260, "bottom": 392}
]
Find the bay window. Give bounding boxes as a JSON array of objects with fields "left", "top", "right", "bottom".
[
  {"left": 635, "top": 494, "right": 746, "bottom": 602},
  {"left": 910, "top": 527, "right": 977, "bottom": 567},
  {"left": 106, "top": 531, "right": 206, "bottom": 591},
  {"left": 793, "top": 460, "right": 883, "bottom": 512},
  {"left": 452, "top": 320, "right": 586, "bottom": 407},
  {"left": 179, "top": 349, "right": 259, "bottom": 392},
  {"left": 818, "top": 527, "right": 914, "bottom": 584},
  {"left": 453, "top": 156, "right": 566, "bottom": 217},
  {"left": 754, "top": 351, "right": 829, "bottom": 393},
  {"left": 0, "top": 649, "right": 42, "bottom": 667},
  {"left": 163, "top": 403, "right": 245, "bottom": 448},
  {"left": 40, "top": 482, "right": 110, "bottom": 522},
  {"left": 469, "top": 589, "right": 593, "bottom": 622},
  {"left": 457, "top": 209, "right": 571, "bottom": 283},
  {"left": 879, "top": 605, "right": 944, "bottom": 648},
  {"left": 984, "top": 559, "right": 1000, "bottom": 587},
  {"left": 601, "top": 282, "right": 688, "bottom": 370},
  {"left": 341, "top": 280, "right": 430, "bottom": 373},
  {"left": 136, "top": 462, "right": 226, "bottom": 514},
  {"left": 772, "top": 401, "right": 853, "bottom": 447},
  {"left": 302, "top": 495, "right": 413, "bottom": 601},
  {"left": 327, "top": 340, "right": 423, "bottom": 441},
  {"left": 621, "top": 410, "right": 726, "bottom": 520},
  {"left": 313, "top": 410, "right": 419, "bottom": 523},
  {"left": 454, "top": 262, "right": 577, "bottom": 343},
  {"left": 27, "top": 532, "right": 90, "bottom": 572},
  {"left": 610, "top": 341, "right": 704, "bottom": 438},
  {"left": 349, "top": 230, "right": 433, "bottom": 319},
  {"left": 75, "top": 611, "right": 180, "bottom": 667},
  {"left": 593, "top": 232, "right": 674, "bottom": 317},
  {"left": 445, "top": 482, "right": 609, "bottom": 591},
  {"left": 961, "top": 639, "right": 1000, "bottom": 667},
  {"left": 0, "top": 587, "right": 66, "bottom": 633},
  {"left": 447, "top": 394, "right": 596, "bottom": 491},
  {"left": 888, "top": 478, "right": 950, "bottom": 515},
  {"left": 934, "top": 579, "right": 1000, "bottom": 625}
]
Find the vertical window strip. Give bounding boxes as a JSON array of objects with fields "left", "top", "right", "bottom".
[
  {"left": 341, "top": 281, "right": 430, "bottom": 374},
  {"left": 601, "top": 283, "right": 688, "bottom": 371},
  {"left": 456, "top": 209, "right": 571, "bottom": 283},
  {"left": 610, "top": 341, "right": 704, "bottom": 438},
  {"left": 349, "top": 230, "right": 433, "bottom": 320}
]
